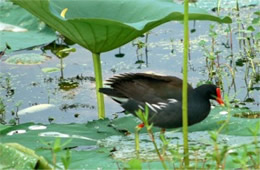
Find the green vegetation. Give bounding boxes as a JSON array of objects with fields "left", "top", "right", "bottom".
[
  {"left": 0, "top": 106, "right": 259, "bottom": 169},
  {"left": 0, "top": 0, "right": 259, "bottom": 169}
]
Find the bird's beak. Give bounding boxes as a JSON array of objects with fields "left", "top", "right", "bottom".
[
  {"left": 216, "top": 88, "right": 225, "bottom": 106},
  {"left": 217, "top": 97, "right": 225, "bottom": 106}
]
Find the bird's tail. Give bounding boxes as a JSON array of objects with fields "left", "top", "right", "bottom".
[
  {"left": 99, "top": 88, "right": 128, "bottom": 104},
  {"left": 99, "top": 88, "right": 124, "bottom": 98}
]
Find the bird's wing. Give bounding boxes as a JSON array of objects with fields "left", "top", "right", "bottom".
[{"left": 105, "top": 73, "right": 193, "bottom": 104}]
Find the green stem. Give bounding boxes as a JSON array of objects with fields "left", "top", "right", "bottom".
[
  {"left": 217, "top": 0, "right": 222, "bottom": 16},
  {"left": 183, "top": 0, "right": 189, "bottom": 167},
  {"left": 92, "top": 53, "right": 105, "bottom": 119},
  {"left": 52, "top": 151, "right": 56, "bottom": 170},
  {"left": 159, "top": 129, "right": 168, "bottom": 156}
]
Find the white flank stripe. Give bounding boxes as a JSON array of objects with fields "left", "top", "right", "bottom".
[
  {"left": 158, "top": 102, "right": 168, "bottom": 107},
  {"left": 152, "top": 104, "right": 161, "bottom": 110},
  {"left": 138, "top": 105, "right": 144, "bottom": 110},
  {"left": 168, "top": 98, "right": 178, "bottom": 103},
  {"left": 145, "top": 102, "right": 158, "bottom": 113}
]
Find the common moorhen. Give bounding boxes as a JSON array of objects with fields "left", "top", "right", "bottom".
[{"left": 99, "top": 73, "right": 224, "bottom": 129}]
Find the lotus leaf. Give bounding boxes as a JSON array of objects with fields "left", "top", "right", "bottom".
[
  {"left": 11, "top": 0, "right": 232, "bottom": 53},
  {"left": 0, "top": 2, "right": 56, "bottom": 52},
  {"left": 0, "top": 143, "right": 51, "bottom": 169}
]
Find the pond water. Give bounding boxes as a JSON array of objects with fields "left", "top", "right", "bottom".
[
  {"left": 98, "top": 131, "right": 259, "bottom": 161},
  {"left": 0, "top": 5, "right": 259, "bottom": 125}
]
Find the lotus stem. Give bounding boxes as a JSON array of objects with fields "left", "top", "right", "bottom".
[
  {"left": 92, "top": 52, "right": 105, "bottom": 119},
  {"left": 182, "top": 0, "right": 190, "bottom": 167}
]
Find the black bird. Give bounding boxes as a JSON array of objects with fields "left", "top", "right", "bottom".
[{"left": 99, "top": 73, "right": 224, "bottom": 129}]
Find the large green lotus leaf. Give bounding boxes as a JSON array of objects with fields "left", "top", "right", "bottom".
[
  {"left": 0, "top": 2, "right": 56, "bottom": 52},
  {"left": 0, "top": 124, "right": 10, "bottom": 132},
  {"left": 0, "top": 143, "right": 51, "bottom": 169},
  {"left": 0, "top": 119, "right": 124, "bottom": 149},
  {"left": 11, "top": 0, "right": 232, "bottom": 53}
]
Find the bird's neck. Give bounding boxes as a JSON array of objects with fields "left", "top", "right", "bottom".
[{"left": 187, "top": 90, "right": 211, "bottom": 125}]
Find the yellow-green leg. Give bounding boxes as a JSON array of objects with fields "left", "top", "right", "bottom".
[{"left": 135, "top": 123, "right": 144, "bottom": 157}]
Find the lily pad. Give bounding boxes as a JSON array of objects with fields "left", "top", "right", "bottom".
[
  {"left": 0, "top": 107, "right": 259, "bottom": 149},
  {"left": 4, "top": 53, "right": 51, "bottom": 65},
  {"left": 0, "top": 2, "right": 57, "bottom": 52},
  {"left": 58, "top": 80, "right": 79, "bottom": 91},
  {"left": 41, "top": 67, "right": 60, "bottom": 73}
]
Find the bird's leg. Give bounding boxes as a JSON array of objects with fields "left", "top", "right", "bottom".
[
  {"left": 160, "top": 128, "right": 168, "bottom": 156},
  {"left": 135, "top": 123, "right": 144, "bottom": 157}
]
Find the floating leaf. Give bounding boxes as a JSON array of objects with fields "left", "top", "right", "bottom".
[
  {"left": 58, "top": 80, "right": 79, "bottom": 91},
  {"left": 56, "top": 47, "right": 76, "bottom": 59},
  {"left": 5, "top": 53, "right": 51, "bottom": 65},
  {"left": 0, "top": 2, "right": 56, "bottom": 52},
  {"left": 42, "top": 67, "right": 60, "bottom": 73}
]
